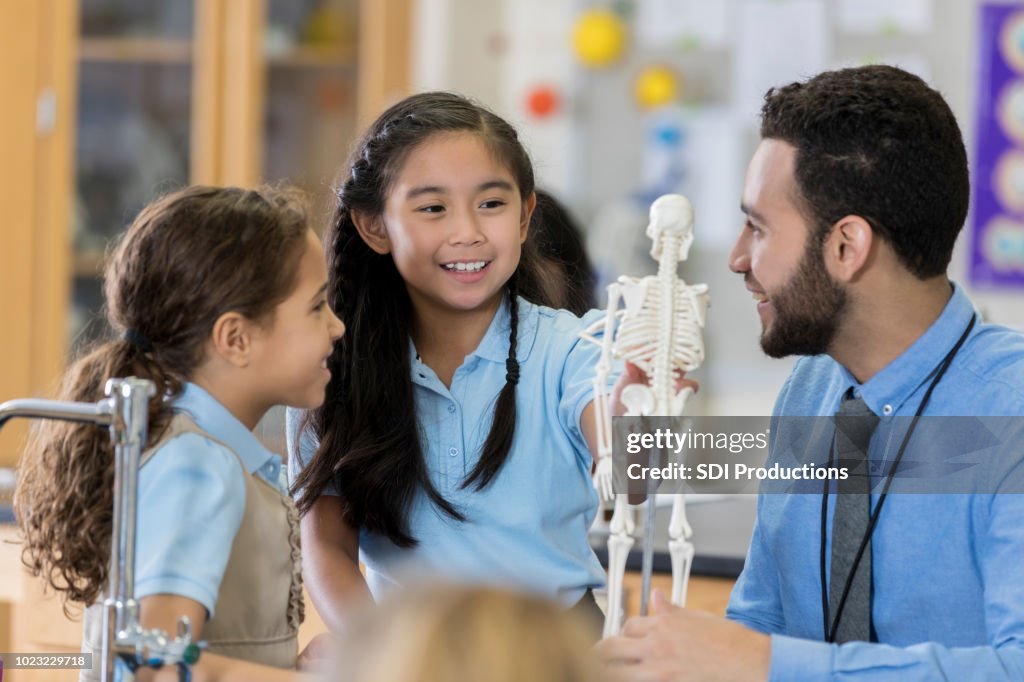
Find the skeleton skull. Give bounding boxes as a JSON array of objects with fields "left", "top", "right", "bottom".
[{"left": 647, "top": 193, "right": 694, "bottom": 262}]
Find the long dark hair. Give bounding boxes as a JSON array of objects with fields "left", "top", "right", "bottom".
[
  {"left": 292, "top": 92, "right": 553, "bottom": 547},
  {"left": 531, "top": 190, "right": 597, "bottom": 316},
  {"left": 15, "top": 185, "right": 309, "bottom": 609}
]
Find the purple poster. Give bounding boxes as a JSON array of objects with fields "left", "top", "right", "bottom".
[{"left": 971, "top": 3, "right": 1024, "bottom": 289}]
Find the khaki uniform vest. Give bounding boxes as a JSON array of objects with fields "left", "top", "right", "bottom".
[{"left": 80, "top": 414, "right": 304, "bottom": 681}]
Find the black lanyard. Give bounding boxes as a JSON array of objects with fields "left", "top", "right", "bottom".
[{"left": 819, "top": 314, "right": 977, "bottom": 643}]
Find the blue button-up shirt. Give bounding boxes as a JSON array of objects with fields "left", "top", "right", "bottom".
[
  {"left": 134, "top": 382, "right": 285, "bottom": 617},
  {"left": 288, "top": 297, "right": 607, "bottom": 605},
  {"left": 727, "top": 284, "right": 1024, "bottom": 680}
]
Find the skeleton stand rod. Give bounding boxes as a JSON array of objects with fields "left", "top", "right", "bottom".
[{"left": 640, "top": 444, "right": 659, "bottom": 616}]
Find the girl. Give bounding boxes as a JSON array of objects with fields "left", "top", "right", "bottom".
[
  {"left": 15, "top": 185, "right": 344, "bottom": 681},
  {"left": 288, "top": 92, "right": 630, "bottom": 633}
]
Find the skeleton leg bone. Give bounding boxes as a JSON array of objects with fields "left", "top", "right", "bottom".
[
  {"left": 668, "top": 493, "right": 695, "bottom": 607},
  {"left": 604, "top": 493, "right": 635, "bottom": 638}
]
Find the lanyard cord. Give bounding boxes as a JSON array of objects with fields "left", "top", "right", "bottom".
[{"left": 819, "top": 314, "right": 977, "bottom": 643}]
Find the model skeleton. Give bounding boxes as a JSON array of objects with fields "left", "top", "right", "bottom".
[{"left": 580, "top": 194, "right": 709, "bottom": 638}]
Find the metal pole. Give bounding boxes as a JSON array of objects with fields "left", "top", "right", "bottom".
[
  {"left": 103, "top": 384, "right": 125, "bottom": 682},
  {"left": 109, "top": 379, "right": 154, "bottom": 635},
  {"left": 639, "top": 443, "right": 659, "bottom": 616}
]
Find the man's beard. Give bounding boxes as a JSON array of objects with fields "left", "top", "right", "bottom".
[{"left": 759, "top": 238, "right": 849, "bottom": 358}]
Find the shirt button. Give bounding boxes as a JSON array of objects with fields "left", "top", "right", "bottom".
[
  {"left": 447, "top": 404, "right": 456, "bottom": 414},
  {"left": 449, "top": 447, "right": 458, "bottom": 457},
  {"left": 882, "top": 404, "right": 893, "bottom": 415}
]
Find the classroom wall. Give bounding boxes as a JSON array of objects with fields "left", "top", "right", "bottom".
[{"left": 411, "top": 0, "right": 1024, "bottom": 417}]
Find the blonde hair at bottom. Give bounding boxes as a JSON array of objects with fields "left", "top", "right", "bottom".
[{"left": 334, "top": 583, "right": 603, "bottom": 682}]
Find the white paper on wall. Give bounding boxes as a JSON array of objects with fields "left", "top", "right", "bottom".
[
  {"left": 836, "top": 0, "right": 933, "bottom": 36},
  {"left": 635, "top": 0, "right": 732, "bottom": 50},
  {"left": 676, "top": 106, "right": 744, "bottom": 251},
  {"left": 411, "top": 0, "right": 453, "bottom": 90},
  {"left": 733, "top": 0, "right": 830, "bottom": 124},
  {"left": 500, "top": 0, "right": 576, "bottom": 197}
]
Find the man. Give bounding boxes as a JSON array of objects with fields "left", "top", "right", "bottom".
[{"left": 597, "top": 65, "right": 1024, "bottom": 680}]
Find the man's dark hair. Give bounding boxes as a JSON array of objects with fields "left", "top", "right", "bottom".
[{"left": 761, "top": 64, "right": 969, "bottom": 279}]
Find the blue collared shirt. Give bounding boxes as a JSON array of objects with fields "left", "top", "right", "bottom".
[
  {"left": 134, "top": 382, "right": 285, "bottom": 617},
  {"left": 726, "top": 284, "right": 1024, "bottom": 680},
  {"left": 288, "top": 297, "right": 607, "bottom": 605}
]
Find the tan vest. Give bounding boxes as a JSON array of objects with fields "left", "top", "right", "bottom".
[{"left": 80, "top": 414, "right": 304, "bottom": 681}]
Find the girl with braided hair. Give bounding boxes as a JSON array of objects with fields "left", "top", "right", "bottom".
[{"left": 288, "top": 92, "right": 634, "bottom": 635}]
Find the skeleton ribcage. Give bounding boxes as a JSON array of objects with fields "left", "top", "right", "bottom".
[{"left": 612, "top": 277, "right": 706, "bottom": 375}]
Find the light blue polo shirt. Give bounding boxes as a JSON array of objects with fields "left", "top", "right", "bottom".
[
  {"left": 133, "top": 382, "right": 286, "bottom": 617},
  {"left": 288, "top": 297, "right": 608, "bottom": 605}
]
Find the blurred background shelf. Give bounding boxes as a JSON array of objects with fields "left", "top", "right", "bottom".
[
  {"left": 267, "top": 44, "right": 356, "bottom": 68},
  {"left": 78, "top": 37, "right": 192, "bottom": 62}
]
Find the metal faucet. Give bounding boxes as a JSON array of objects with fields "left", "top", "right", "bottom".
[{"left": 0, "top": 377, "right": 200, "bottom": 681}]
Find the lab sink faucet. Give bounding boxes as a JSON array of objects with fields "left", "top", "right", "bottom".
[{"left": 0, "top": 377, "right": 200, "bottom": 681}]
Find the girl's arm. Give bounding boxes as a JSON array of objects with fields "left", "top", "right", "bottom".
[
  {"left": 579, "top": 363, "right": 641, "bottom": 458},
  {"left": 133, "top": 595, "right": 318, "bottom": 682},
  {"left": 300, "top": 493, "right": 373, "bottom": 632}
]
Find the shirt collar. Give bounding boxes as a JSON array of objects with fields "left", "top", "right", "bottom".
[
  {"left": 408, "top": 295, "right": 540, "bottom": 366},
  {"left": 173, "top": 382, "right": 282, "bottom": 477},
  {"left": 839, "top": 282, "right": 977, "bottom": 416},
  {"left": 472, "top": 295, "right": 539, "bottom": 363}
]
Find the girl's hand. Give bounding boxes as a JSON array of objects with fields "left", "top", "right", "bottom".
[
  {"left": 582, "top": 363, "right": 698, "bottom": 502},
  {"left": 609, "top": 362, "right": 699, "bottom": 417}
]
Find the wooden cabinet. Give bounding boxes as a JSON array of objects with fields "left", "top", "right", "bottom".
[
  {"left": 0, "top": 0, "right": 411, "bottom": 665},
  {"left": 0, "top": 1, "right": 77, "bottom": 471},
  {"left": 0, "top": 0, "right": 411, "bottom": 467}
]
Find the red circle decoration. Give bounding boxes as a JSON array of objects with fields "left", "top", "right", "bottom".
[{"left": 526, "top": 85, "right": 560, "bottom": 119}]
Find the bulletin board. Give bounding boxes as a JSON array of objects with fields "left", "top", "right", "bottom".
[{"left": 970, "top": 2, "right": 1024, "bottom": 290}]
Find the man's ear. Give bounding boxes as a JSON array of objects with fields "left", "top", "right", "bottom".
[
  {"left": 351, "top": 210, "right": 391, "bottom": 255},
  {"left": 824, "top": 215, "right": 873, "bottom": 283},
  {"left": 209, "top": 312, "right": 256, "bottom": 368},
  {"left": 520, "top": 191, "right": 536, "bottom": 243}
]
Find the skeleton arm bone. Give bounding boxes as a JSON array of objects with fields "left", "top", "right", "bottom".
[
  {"left": 579, "top": 283, "right": 627, "bottom": 502},
  {"left": 686, "top": 282, "right": 710, "bottom": 328}
]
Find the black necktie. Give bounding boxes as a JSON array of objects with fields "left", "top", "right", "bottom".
[{"left": 830, "top": 392, "right": 880, "bottom": 643}]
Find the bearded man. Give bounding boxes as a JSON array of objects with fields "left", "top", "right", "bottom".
[{"left": 598, "top": 64, "right": 1024, "bottom": 681}]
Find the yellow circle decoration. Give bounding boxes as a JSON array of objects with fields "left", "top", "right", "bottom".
[
  {"left": 634, "top": 65, "right": 680, "bottom": 109},
  {"left": 572, "top": 10, "right": 627, "bottom": 68}
]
